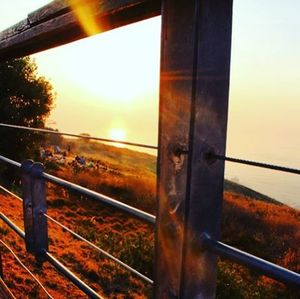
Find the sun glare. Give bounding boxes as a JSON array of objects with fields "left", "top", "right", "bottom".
[
  {"left": 69, "top": 0, "right": 102, "bottom": 36},
  {"left": 109, "top": 128, "right": 126, "bottom": 147}
]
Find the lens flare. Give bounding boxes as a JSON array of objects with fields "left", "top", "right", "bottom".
[{"left": 68, "top": 0, "right": 102, "bottom": 36}]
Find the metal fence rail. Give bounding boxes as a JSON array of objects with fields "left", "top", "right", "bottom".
[
  {"left": 0, "top": 240, "right": 54, "bottom": 299},
  {"left": 42, "top": 172, "right": 156, "bottom": 224},
  {"left": 0, "top": 213, "right": 103, "bottom": 299},
  {"left": 1, "top": 150, "right": 299, "bottom": 294},
  {"left": 0, "top": 1, "right": 299, "bottom": 297},
  {"left": 1, "top": 150, "right": 299, "bottom": 297},
  {"left": 0, "top": 156, "right": 20, "bottom": 168},
  {"left": 0, "top": 181, "right": 153, "bottom": 284},
  {"left": 0, "top": 153, "right": 156, "bottom": 297},
  {"left": 43, "top": 213, "right": 154, "bottom": 284},
  {"left": 44, "top": 252, "right": 103, "bottom": 299},
  {"left": 201, "top": 233, "right": 300, "bottom": 288},
  {"left": 0, "top": 213, "right": 25, "bottom": 239},
  {"left": 0, "top": 155, "right": 156, "bottom": 225}
]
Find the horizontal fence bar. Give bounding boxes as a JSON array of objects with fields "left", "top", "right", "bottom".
[
  {"left": 0, "top": 213, "right": 25, "bottom": 239},
  {"left": 0, "top": 181, "right": 153, "bottom": 283},
  {"left": 0, "top": 123, "right": 158, "bottom": 150},
  {"left": 0, "top": 154, "right": 156, "bottom": 224},
  {"left": 201, "top": 233, "right": 300, "bottom": 287},
  {"left": 0, "top": 155, "right": 21, "bottom": 168},
  {"left": 44, "top": 251, "right": 103, "bottom": 299},
  {"left": 0, "top": 215, "right": 103, "bottom": 298},
  {"left": 211, "top": 153, "right": 300, "bottom": 176},
  {"left": 42, "top": 172, "right": 156, "bottom": 224},
  {"left": 0, "top": 240, "right": 54, "bottom": 299},
  {"left": 44, "top": 213, "right": 153, "bottom": 284}
]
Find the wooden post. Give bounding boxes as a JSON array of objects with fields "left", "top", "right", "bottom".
[
  {"left": 180, "top": 1, "right": 233, "bottom": 298},
  {"left": 30, "top": 162, "right": 48, "bottom": 261},
  {"left": 155, "top": 0, "right": 233, "bottom": 298},
  {"left": 155, "top": 1, "right": 198, "bottom": 297},
  {"left": 21, "top": 160, "right": 34, "bottom": 253}
]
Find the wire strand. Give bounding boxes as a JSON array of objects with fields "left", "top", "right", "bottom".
[
  {"left": 0, "top": 240, "right": 54, "bottom": 299},
  {"left": 0, "top": 123, "right": 158, "bottom": 150},
  {"left": 0, "top": 277, "right": 16, "bottom": 299},
  {"left": 0, "top": 154, "right": 156, "bottom": 224},
  {"left": 211, "top": 154, "right": 300, "bottom": 175},
  {"left": 44, "top": 213, "right": 153, "bottom": 285},
  {"left": 0, "top": 183, "right": 154, "bottom": 283},
  {"left": 0, "top": 185, "right": 22, "bottom": 202}
]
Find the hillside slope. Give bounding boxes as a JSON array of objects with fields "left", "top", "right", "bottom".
[
  {"left": 224, "top": 179, "right": 282, "bottom": 205},
  {"left": 0, "top": 140, "right": 299, "bottom": 298}
]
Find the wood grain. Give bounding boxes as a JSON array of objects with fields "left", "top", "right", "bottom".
[
  {"left": 155, "top": 1, "right": 196, "bottom": 297},
  {"left": 0, "top": 0, "right": 160, "bottom": 60},
  {"left": 21, "top": 160, "right": 34, "bottom": 253}
]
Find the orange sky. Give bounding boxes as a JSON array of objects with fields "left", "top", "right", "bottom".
[
  {"left": 1, "top": 1, "right": 300, "bottom": 207},
  {"left": 32, "top": 17, "right": 161, "bottom": 151}
]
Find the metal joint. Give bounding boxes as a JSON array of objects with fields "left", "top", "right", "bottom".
[
  {"left": 204, "top": 150, "right": 218, "bottom": 165},
  {"left": 21, "top": 159, "right": 33, "bottom": 173},
  {"left": 30, "top": 162, "right": 44, "bottom": 178},
  {"left": 199, "top": 232, "right": 212, "bottom": 250}
]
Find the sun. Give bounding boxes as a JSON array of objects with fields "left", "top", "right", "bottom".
[{"left": 109, "top": 128, "right": 126, "bottom": 147}]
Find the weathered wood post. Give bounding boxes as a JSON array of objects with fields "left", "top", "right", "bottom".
[
  {"left": 155, "top": 0, "right": 233, "bottom": 298},
  {"left": 30, "top": 162, "right": 48, "bottom": 261},
  {"left": 155, "top": 0, "right": 197, "bottom": 297},
  {"left": 21, "top": 160, "right": 34, "bottom": 253}
]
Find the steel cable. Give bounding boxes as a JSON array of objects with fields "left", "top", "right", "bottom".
[
  {"left": 0, "top": 184, "right": 154, "bottom": 283},
  {"left": 211, "top": 153, "right": 300, "bottom": 175},
  {"left": 0, "top": 240, "right": 54, "bottom": 299},
  {"left": 0, "top": 185, "right": 22, "bottom": 202},
  {"left": 44, "top": 213, "right": 153, "bottom": 284},
  {"left": 0, "top": 123, "right": 158, "bottom": 150}
]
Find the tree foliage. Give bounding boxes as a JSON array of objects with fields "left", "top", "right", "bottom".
[{"left": 0, "top": 57, "right": 55, "bottom": 183}]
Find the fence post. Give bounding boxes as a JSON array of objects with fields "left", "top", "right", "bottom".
[
  {"left": 155, "top": 1, "right": 198, "bottom": 297},
  {"left": 30, "top": 162, "right": 48, "bottom": 261},
  {"left": 155, "top": 0, "right": 233, "bottom": 298},
  {"left": 21, "top": 160, "right": 34, "bottom": 253},
  {"left": 180, "top": 1, "right": 233, "bottom": 298}
]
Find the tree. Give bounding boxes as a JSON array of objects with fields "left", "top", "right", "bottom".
[{"left": 0, "top": 57, "right": 55, "bottom": 184}]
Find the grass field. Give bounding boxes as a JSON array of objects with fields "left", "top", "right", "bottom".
[{"left": 0, "top": 137, "right": 299, "bottom": 298}]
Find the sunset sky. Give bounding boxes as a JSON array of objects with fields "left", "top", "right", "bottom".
[{"left": 1, "top": 0, "right": 300, "bottom": 207}]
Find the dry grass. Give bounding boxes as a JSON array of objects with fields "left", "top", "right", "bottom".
[
  {"left": 0, "top": 140, "right": 299, "bottom": 298},
  {"left": 0, "top": 190, "right": 154, "bottom": 299},
  {"left": 218, "top": 192, "right": 300, "bottom": 299}
]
